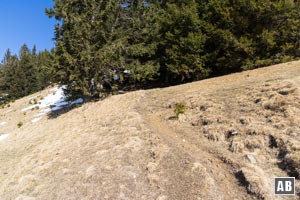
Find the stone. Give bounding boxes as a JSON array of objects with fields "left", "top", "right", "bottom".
[
  {"left": 178, "top": 114, "right": 187, "bottom": 123},
  {"left": 245, "top": 154, "right": 257, "bottom": 164}
]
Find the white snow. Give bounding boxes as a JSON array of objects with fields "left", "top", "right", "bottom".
[
  {"left": 31, "top": 117, "right": 42, "bottom": 123},
  {"left": 21, "top": 86, "right": 84, "bottom": 122},
  {"left": 34, "top": 112, "right": 47, "bottom": 117},
  {"left": 0, "top": 134, "right": 9, "bottom": 141},
  {"left": 0, "top": 121, "right": 7, "bottom": 126},
  {"left": 5, "top": 109, "right": 13, "bottom": 114},
  {"left": 70, "top": 98, "right": 84, "bottom": 106},
  {"left": 40, "top": 108, "right": 51, "bottom": 114},
  {"left": 21, "top": 105, "right": 37, "bottom": 112}
]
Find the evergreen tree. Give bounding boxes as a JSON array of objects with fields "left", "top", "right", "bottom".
[
  {"left": 157, "top": 0, "right": 209, "bottom": 84},
  {"left": 47, "top": 0, "right": 123, "bottom": 97},
  {"left": 1, "top": 49, "right": 12, "bottom": 65},
  {"left": 0, "top": 45, "right": 55, "bottom": 100},
  {"left": 45, "top": 0, "right": 300, "bottom": 98}
]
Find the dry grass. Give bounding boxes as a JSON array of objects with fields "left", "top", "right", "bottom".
[
  {"left": 230, "top": 137, "right": 245, "bottom": 153},
  {"left": 1, "top": 61, "right": 300, "bottom": 199},
  {"left": 238, "top": 166, "right": 273, "bottom": 199}
]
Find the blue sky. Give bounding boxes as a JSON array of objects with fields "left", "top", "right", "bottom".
[{"left": 0, "top": 0, "right": 56, "bottom": 59}]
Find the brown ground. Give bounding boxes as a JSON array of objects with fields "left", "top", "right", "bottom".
[{"left": 0, "top": 61, "right": 300, "bottom": 200}]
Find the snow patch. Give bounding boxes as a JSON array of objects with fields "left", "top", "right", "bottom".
[
  {"left": 31, "top": 117, "right": 42, "bottom": 123},
  {"left": 0, "top": 134, "right": 9, "bottom": 141},
  {"left": 70, "top": 98, "right": 84, "bottom": 106},
  {"left": 0, "top": 121, "right": 7, "bottom": 126},
  {"left": 34, "top": 112, "right": 47, "bottom": 117},
  {"left": 21, "top": 105, "right": 37, "bottom": 112},
  {"left": 5, "top": 109, "right": 13, "bottom": 114},
  {"left": 21, "top": 86, "right": 84, "bottom": 118}
]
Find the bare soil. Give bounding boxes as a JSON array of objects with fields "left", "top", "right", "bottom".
[{"left": 1, "top": 61, "right": 300, "bottom": 200}]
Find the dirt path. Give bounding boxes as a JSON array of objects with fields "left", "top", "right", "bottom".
[{"left": 138, "top": 101, "right": 253, "bottom": 200}]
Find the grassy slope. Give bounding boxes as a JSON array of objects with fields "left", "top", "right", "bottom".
[{"left": 0, "top": 61, "right": 300, "bottom": 199}]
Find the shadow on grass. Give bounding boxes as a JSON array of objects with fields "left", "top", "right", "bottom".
[{"left": 46, "top": 103, "right": 84, "bottom": 119}]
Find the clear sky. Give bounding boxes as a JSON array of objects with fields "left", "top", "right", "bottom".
[{"left": 0, "top": 0, "right": 56, "bottom": 60}]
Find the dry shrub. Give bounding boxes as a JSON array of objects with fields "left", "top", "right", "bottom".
[
  {"left": 207, "top": 131, "right": 224, "bottom": 142},
  {"left": 274, "top": 137, "right": 300, "bottom": 178},
  {"left": 238, "top": 166, "right": 273, "bottom": 199},
  {"left": 284, "top": 106, "right": 300, "bottom": 126},
  {"left": 282, "top": 127, "right": 298, "bottom": 137},
  {"left": 200, "top": 117, "right": 213, "bottom": 126},
  {"left": 282, "top": 153, "right": 300, "bottom": 178},
  {"left": 202, "top": 128, "right": 225, "bottom": 142},
  {"left": 191, "top": 116, "right": 213, "bottom": 126},
  {"left": 245, "top": 126, "right": 265, "bottom": 135},
  {"left": 230, "top": 138, "right": 245, "bottom": 153},
  {"left": 262, "top": 93, "right": 286, "bottom": 111},
  {"left": 174, "top": 102, "right": 187, "bottom": 118},
  {"left": 244, "top": 136, "right": 265, "bottom": 150}
]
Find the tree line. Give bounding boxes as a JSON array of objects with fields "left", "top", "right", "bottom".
[
  {"left": 1, "top": 0, "right": 300, "bottom": 100},
  {"left": 0, "top": 45, "right": 55, "bottom": 99}
]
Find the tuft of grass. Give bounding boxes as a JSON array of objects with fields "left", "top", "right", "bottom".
[
  {"left": 17, "top": 121, "right": 23, "bottom": 128},
  {"left": 263, "top": 93, "right": 286, "bottom": 111},
  {"left": 174, "top": 102, "right": 187, "bottom": 118},
  {"left": 230, "top": 138, "right": 245, "bottom": 153}
]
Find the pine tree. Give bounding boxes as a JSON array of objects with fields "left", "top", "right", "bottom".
[
  {"left": 47, "top": 0, "right": 123, "bottom": 97},
  {"left": 157, "top": 0, "right": 209, "bottom": 84},
  {"left": 1, "top": 49, "right": 13, "bottom": 66}
]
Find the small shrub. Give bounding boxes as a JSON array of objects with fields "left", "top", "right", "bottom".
[
  {"left": 17, "top": 121, "right": 23, "bottom": 128},
  {"left": 230, "top": 138, "right": 245, "bottom": 153},
  {"left": 174, "top": 102, "right": 187, "bottom": 117}
]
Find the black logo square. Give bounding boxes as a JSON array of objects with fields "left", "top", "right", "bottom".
[{"left": 274, "top": 177, "right": 295, "bottom": 195}]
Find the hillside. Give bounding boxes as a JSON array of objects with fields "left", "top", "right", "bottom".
[{"left": 1, "top": 61, "right": 300, "bottom": 200}]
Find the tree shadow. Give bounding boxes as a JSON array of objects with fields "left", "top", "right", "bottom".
[{"left": 47, "top": 103, "right": 84, "bottom": 119}]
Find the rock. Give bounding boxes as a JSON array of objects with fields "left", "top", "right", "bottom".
[
  {"left": 245, "top": 154, "right": 257, "bottom": 164},
  {"left": 178, "top": 114, "right": 187, "bottom": 123},
  {"left": 85, "top": 165, "right": 96, "bottom": 178}
]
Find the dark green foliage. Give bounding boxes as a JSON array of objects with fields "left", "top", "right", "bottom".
[
  {"left": 0, "top": 46, "right": 55, "bottom": 100},
  {"left": 45, "top": 0, "right": 300, "bottom": 99},
  {"left": 157, "top": 1, "right": 209, "bottom": 83},
  {"left": 174, "top": 102, "right": 187, "bottom": 118},
  {"left": 4, "top": 0, "right": 300, "bottom": 101},
  {"left": 198, "top": 0, "right": 300, "bottom": 73}
]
